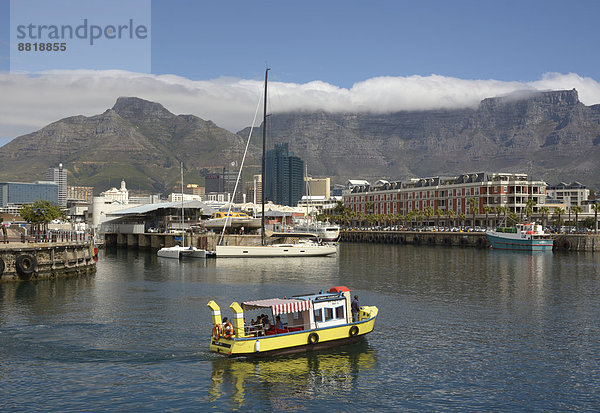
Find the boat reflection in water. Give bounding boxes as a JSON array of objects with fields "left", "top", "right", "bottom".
[{"left": 209, "top": 340, "right": 376, "bottom": 408}]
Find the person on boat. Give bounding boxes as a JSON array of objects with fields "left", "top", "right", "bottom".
[
  {"left": 222, "top": 317, "right": 233, "bottom": 338},
  {"left": 275, "top": 315, "right": 283, "bottom": 329},
  {"left": 351, "top": 295, "right": 360, "bottom": 322},
  {"left": 262, "top": 314, "right": 272, "bottom": 331}
]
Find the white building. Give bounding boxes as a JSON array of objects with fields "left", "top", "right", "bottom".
[
  {"left": 46, "top": 163, "right": 68, "bottom": 207},
  {"left": 546, "top": 182, "right": 590, "bottom": 208},
  {"left": 168, "top": 193, "right": 202, "bottom": 202},
  {"left": 100, "top": 179, "right": 129, "bottom": 204}
]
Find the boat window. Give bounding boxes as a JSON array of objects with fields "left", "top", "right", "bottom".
[
  {"left": 314, "top": 309, "right": 323, "bottom": 322},
  {"left": 293, "top": 312, "right": 300, "bottom": 320},
  {"left": 325, "top": 308, "right": 334, "bottom": 321},
  {"left": 335, "top": 306, "right": 344, "bottom": 319}
]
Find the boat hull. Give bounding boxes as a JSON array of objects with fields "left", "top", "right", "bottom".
[
  {"left": 157, "top": 246, "right": 207, "bottom": 258},
  {"left": 486, "top": 233, "right": 553, "bottom": 251},
  {"left": 204, "top": 217, "right": 261, "bottom": 229},
  {"left": 216, "top": 244, "right": 337, "bottom": 257},
  {"left": 210, "top": 307, "right": 378, "bottom": 357}
]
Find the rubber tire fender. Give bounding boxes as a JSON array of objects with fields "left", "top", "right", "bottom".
[
  {"left": 308, "top": 332, "right": 319, "bottom": 344},
  {"left": 15, "top": 254, "right": 36, "bottom": 280},
  {"left": 349, "top": 325, "right": 359, "bottom": 337}
]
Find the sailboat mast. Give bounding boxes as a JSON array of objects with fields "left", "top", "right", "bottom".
[
  {"left": 261, "top": 68, "right": 269, "bottom": 246},
  {"left": 305, "top": 164, "right": 309, "bottom": 230},
  {"left": 181, "top": 162, "right": 185, "bottom": 247}
]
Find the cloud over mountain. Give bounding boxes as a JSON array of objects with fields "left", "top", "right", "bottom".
[{"left": 1, "top": 70, "right": 600, "bottom": 138}]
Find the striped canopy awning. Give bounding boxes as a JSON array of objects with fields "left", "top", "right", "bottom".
[{"left": 242, "top": 298, "right": 312, "bottom": 315}]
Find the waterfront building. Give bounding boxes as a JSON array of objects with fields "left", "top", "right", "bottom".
[
  {"left": 168, "top": 193, "right": 202, "bottom": 202},
  {"left": 205, "top": 168, "right": 243, "bottom": 203},
  {"left": 129, "top": 194, "right": 162, "bottom": 205},
  {"left": 546, "top": 182, "right": 589, "bottom": 208},
  {"left": 0, "top": 181, "right": 59, "bottom": 214},
  {"left": 331, "top": 184, "right": 345, "bottom": 197},
  {"left": 100, "top": 179, "right": 129, "bottom": 204},
  {"left": 343, "top": 172, "right": 547, "bottom": 225},
  {"left": 46, "top": 163, "right": 68, "bottom": 207},
  {"left": 265, "top": 143, "right": 304, "bottom": 207},
  {"left": 297, "top": 195, "right": 342, "bottom": 215},
  {"left": 305, "top": 177, "right": 331, "bottom": 199},
  {"left": 185, "top": 184, "right": 205, "bottom": 197},
  {"left": 67, "top": 186, "right": 94, "bottom": 204},
  {"left": 246, "top": 174, "right": 262, "bottom": 205}
]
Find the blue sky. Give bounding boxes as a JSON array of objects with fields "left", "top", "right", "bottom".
[
  {"left": 1, "top": 0, "right": 600, "bottom": 142},
  {"left": 2, "top": 0, "right": 599, "bottom": 85},
  {"left": 148, "top": 0, "right": 598, "bottom": 86}
]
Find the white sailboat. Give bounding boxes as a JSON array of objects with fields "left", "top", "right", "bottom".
[
  {"left": 216, "top": 69, "right": 337, "bottom": 258},
  {"left": 157, "top": 163, "right": 206, "bottom": 259}
]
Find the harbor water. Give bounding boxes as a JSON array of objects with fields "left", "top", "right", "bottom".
[{"left": 1, "top": 244, "right": 599, "bottom": 411}]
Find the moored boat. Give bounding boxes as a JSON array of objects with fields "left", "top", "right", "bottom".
[
  {"left": 207, "top": 286, "right": 378, "bottom": 357},
  {"left": 157, "top": 244, "right": 207, "bottom": 259},
  {"left": 204, "top": 211, "right": 261, "bottom": 230},
  {"left": 486, "top": 222, "right": 553, "bottom": 251},
  {"left": 214, "top": 69, "right": 336, "bottom": 258},
  {"left": 157, "top": 163, "right": 206, "bottom": 259},
  {"left": 215, "top": 241, "right": 337, "bottom": 258}
]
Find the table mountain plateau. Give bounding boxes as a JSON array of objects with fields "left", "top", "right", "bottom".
[{"left": 1, "top": 89, "right": 599, "bottom": 193}]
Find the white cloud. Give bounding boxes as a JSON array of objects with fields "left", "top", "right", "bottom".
[{"left": 1, "top": 70, "right": 599, "bottom": 140}]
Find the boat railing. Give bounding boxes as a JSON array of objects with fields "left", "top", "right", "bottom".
[{"left": 243, "top": 322, "right": 307, "bottom": 337}]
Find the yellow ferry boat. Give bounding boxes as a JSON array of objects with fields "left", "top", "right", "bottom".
[{"left": 207, "top": 286, "right": 378, "bottom": 357}]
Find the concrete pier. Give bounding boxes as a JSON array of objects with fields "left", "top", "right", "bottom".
[
  {"left": 104, "top": 232, "right": 296, "bottom": 251},
  {"left": 340, "top": 230, "right": 600, "bottom": 252},
  {"left": 0, "top": 241, "right": 97, "bottom": 283}
]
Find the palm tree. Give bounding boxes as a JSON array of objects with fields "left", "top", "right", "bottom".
[
  {"left": 446, "top": 209, "right": 456, "bottom": 228},
  {"left": 365, "top": 201, "right": 374, "bottom": 216},
  {"left": 482, "top": 205, "right": 493, "bottom": 229},
  {"left": 495, "top": 205, "right": 508, "bottom": 226},
  {"left": 525, "top": 198, "right": 536, "bottom": 220},
  {"left": 467, "top": 198, "right": 478, "bottom": 228},
  {"left": 571, "top": 205, "right": 583, "bottom": 231},
  {"left": 494, "top": 206, "right": 503, "bottom": 227},
  {"left": 554, "top": 207, "right": 565, "bottom": 228},
  {"left": 458, "top": 213, "right": 466, "bottom": 229},
  {"left": 435, "top": 208, "right": 445, "bottom": 229},
  {"left": 423, "top": 206, "right": 434, "bottom": 228},
  {"left": 507, "top": 211, "right": 519, "bottom": 226},
  {"left": 539, "top": 206, "right": 550, "bottom": 227},
  {"left": 591, "top": 202, "right": 600, "bottom": 234}
]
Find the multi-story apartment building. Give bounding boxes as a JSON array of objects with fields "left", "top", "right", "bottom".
[
  {"left": 46, "top": 164, "right": 67, "bottom": 207},
  {"left": 546, "top": 182, "right": 589, "bottom": 207},
  {"left": 343, "top": 172, "right": 547, "bottom": 222},
  {"left": 265, "top": 143, "right": 304, "bottom": 207}
]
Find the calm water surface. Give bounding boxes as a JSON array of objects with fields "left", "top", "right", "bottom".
[{"left": 1, "top": 244, "right": 599, "bottom": 411}]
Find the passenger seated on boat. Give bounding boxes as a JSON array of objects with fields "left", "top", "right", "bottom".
[
  {"left": 222, "top": 317, "right": 233, "bottom": 339},
  {"left": 275, "top": 315, "right": 283, "bottom": 330},
  {"left": 262, "top": 314, "right": 272, "bottom": 331}
]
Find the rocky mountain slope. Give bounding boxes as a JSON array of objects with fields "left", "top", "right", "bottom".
[
  {"left": 0, "top": 97, "right": 252, "bottom": 192},
  {"left": 1, "top": 89, "right": 599, "bottom": 193},
  {"left": 244, "top": 89, "right": 600, "bottom": 189}
]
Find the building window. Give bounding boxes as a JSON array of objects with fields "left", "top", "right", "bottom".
[{"left": 314, "top": 309, "right": 323, "bottom": 322}]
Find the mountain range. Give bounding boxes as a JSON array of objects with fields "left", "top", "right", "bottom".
[{"left": 0, "top": 89, "right": 599, "bottom": 194}]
